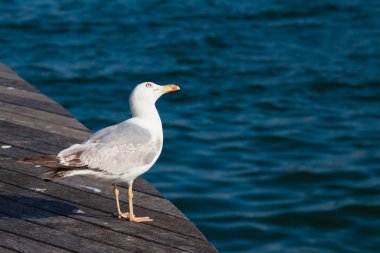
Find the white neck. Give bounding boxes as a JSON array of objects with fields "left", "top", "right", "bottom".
[{"left": 130, "top": 100, "right": 163, "bottom": 136}]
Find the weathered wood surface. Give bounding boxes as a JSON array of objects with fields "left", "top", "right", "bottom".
[{"left": 0, "top": 63, "right": 218, "bottom": 253}]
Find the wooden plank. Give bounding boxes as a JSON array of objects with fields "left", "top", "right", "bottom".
[
  {"left": 0, "top": 144, "right": 186, "bottom": 220},
  {"left": 0, "top": 121, "right": 81, "bottom": 149},
  {"left": 0, "top": 165, "right": 207, "bottom": 241},
  {"left": 0, "top": 63, "right": 14, "bottom": 73},
  {"left": 0, "top": 120, "right": 86, "bottom": 151},
  {"left": 61, "top": 176, "right": 186, "bottom": 219},
  {"left": 0, "top": 77, "right": 39, "bottom": 92},
  {"left": 0, "top": 212, "right": 133, "bottom": 253},
  {"left": 0, "top": 230, "right": 71, "bottom": 253},
  {"left": 0, "top": 85, "right": 55, "bottom": 103},
  {"left": 0, "top": 142, "right": 40, "bottom": 160},
  {"left": 0, "top": 110, "right": 90, "bottom": 140},
  {"left": 0, "top": 170, "right": 217, "bottom": 253},
  {"left": 0, "top": 196, "right": 185, "bottom": 253},
  {"left": 0, "top": 246, "right": 19, "bottom": 253},
  {"left": 0, "top": 101, "right": 88, "bottom": 131},
  {"left": 0, "top": 131, "right": 65, "bottom": 154},
  {"left": 0, "top": 93, "right": 71, "bottom": 116},
  {"left": 122, "top": 178, "right": 164, "bottom": 199},
  {"left": 0, "top": 69, "right": 25, "bottom": 82}
]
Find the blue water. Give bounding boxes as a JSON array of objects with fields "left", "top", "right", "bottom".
[{"left": 1, "top": 1, "right": 380, "bottom": 252}]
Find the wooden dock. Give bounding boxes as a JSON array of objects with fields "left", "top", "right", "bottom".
[{"left": 0, "top": 63, "right": 218, "bottom": 253}]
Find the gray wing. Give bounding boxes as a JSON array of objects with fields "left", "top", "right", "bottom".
[
  {"left": 58, "top": 120, "right": 161, "bottom": 174},
  {"left": 87, "top": 120, "right": 152, "bottom": 145}
]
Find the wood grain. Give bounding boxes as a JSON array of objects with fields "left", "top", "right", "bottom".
[{"left": 0, "top": 76, "right": 39, "bottom": 92}]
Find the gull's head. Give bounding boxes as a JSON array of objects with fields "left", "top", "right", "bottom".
[{"left": 130, "top": 82, "right": 180, "bottom": 105}]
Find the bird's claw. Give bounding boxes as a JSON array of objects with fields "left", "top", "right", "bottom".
[
  {"left": 129, "top": 216, "right": 153, "bottom": 222},
  {"left": 114, "top": 212, "right": 130, "bottom": 219}
]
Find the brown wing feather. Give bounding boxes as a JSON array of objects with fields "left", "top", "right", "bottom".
[
  {"left": 58, "top": 149, "right": 86, "bottom": 167},
  {"left": 20, "top": 155, "right": 88, "bottom": 181},
  {"left": 21, "top": 154, "right": 87, "bottom": 168}
]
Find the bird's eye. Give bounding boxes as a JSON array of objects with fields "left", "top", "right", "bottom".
[{"left": 145, "top": 83, "right": 152, "bottom": 88}]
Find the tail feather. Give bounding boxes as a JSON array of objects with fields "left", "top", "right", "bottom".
[
  {"left": 20, "top": 155, "right": 87, "bottom": 181},
  {"left": 42, "top": 169, "right": 73, "bottom": 181}
]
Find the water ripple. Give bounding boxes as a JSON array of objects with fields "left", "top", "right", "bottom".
[{"left": 2, "top": 0, "right": 380, "bottom": 252}]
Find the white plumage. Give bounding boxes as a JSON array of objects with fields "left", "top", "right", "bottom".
[
  {"left": 57, "top": 117, "right": 162, "bottom": 183},
  {"left": 25, "top": 82, "right": 180, "bottom": 222}
]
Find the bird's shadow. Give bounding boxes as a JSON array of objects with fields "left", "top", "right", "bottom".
[{"left": 0, "top": 194, "right": 98, "bottom": 219}]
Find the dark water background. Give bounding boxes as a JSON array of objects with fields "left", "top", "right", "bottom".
[{"left": 1, "top": 1, "right": 380, "bottom": 252}]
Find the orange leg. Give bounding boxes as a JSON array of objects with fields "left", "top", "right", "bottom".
[
  {"left": 128, "top": 183, "right": 153, "bottom": 222},
  {"left": 113, "top": 184, "right": 129, "bottom": 219}
]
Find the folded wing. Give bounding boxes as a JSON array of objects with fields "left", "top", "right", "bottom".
[{"left": 57, "top": 119, "right": 160, "bottom": 175}]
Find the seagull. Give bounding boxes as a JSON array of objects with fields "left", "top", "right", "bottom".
[{"left": 22, "top": 82, "right": 180, "bottom": 222}]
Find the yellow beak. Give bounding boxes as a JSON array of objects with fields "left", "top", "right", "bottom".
[{"left": 162, "top": 84, "right": 180, "bottom": 93}]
